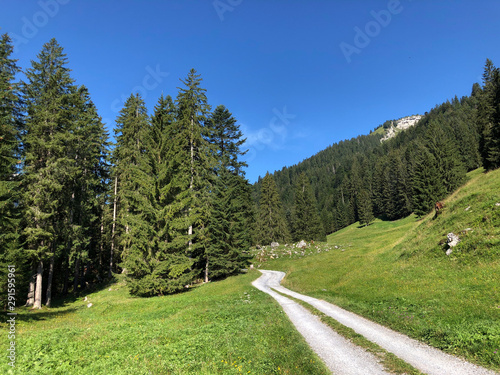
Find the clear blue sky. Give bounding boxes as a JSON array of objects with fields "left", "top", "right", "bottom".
[{"left": 2, "top": 0, "right": 500, "bottom": 183}]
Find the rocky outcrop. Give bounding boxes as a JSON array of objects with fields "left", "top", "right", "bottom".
[{"left": 380, "top": 115, "right": 422, "bottom": 142}]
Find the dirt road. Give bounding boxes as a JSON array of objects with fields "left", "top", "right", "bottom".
[{"left": 252, "top": 270, "right": 498, "bottom": 375}]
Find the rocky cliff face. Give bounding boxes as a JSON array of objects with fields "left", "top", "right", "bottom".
[{"left": 380, "top": 115, "right": 422, "bottom": 142}]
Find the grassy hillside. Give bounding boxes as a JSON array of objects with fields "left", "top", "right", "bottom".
[
  {"left": 0, "top": 272, "right": 329, "bottom": 375},
  {"left": 259, "top": 168, "right": 500, "bottom": 370}
]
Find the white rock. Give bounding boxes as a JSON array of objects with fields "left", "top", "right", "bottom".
[
  {"left": 297, "top": 240, "right": 307, "bottom": 248},
  {"left": 271, "top": 242, "right": 279, "bottom": 248},
  {"left": 446, "top": 249, "right": 453, "bottom": 256},
  {"left": 447, "top": 233, "right": 460, "bottom": 248},
  {"left": 87, "top": 303, "right": 93, "bottom": 308}
]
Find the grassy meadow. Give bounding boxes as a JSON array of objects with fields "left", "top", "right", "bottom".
[
  {"left": 259, "top": 168, "right": 500, "bottom": 371},
  {"left": 0, "top": 272, "right": 329, "bottom": 375}
]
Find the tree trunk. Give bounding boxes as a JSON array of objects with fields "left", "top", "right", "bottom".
[
  {"left": 204, "top": 257, "right": 209, "bottom": 283},
  {"left": 45, "top": 255, "right": 55, "bottom": 307},
  {"left": 62, "top": 262, "right": 69, "bottom": 296},
  {"left": 110, "top": 176, "right": 118, "bottom": 278},
  {"left": 73, "top": 257, "right": 80, "bottom": 292},
  {"left": 188, "top": 117, "right": 194, "bottom": 248},
  {"left": 25, "top": 273, "right": 36, "bottom": 307},
  {"left": 33, "top": 260, "right": 44, "bottom": 309}
]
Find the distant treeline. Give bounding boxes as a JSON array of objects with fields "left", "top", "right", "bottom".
[{"left": 253, "top": 59, "right": 500, "bottom": 238}]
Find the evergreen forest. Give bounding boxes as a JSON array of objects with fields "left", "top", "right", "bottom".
[{"left": 1, "top": 35, "right": 500, "bottom": 307}]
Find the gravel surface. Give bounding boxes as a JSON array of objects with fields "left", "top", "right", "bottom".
[
  {"left": 252, "top": 270, "right": 389, "bottom": 375},
  {"left": 254, "top": 270, "right": 499, "bottom": 375}
]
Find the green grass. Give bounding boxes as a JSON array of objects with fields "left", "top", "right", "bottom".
[
  {"left": 259, "top": 168, "right": 500, "bottom": 371},
  {"left": 0, "top": 271, "right": 330, "bottom": 375}
]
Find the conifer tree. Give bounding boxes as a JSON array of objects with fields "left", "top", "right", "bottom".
[
  {"left": 291, "top": 172, "right": 325, "bottom": 241},
  {"left": 205, "top": 105, "right": 252, "bottom": 281},
  {"left": 484, "top": 65, "right": 500, "bottom": 169},
  {"left": 358, "top": 189, "right": 374, "bottom": 226},
  {"left": 113, "top": 93, "right": 164, "bottom": 295},
  {"left": 207, "top": 104, "right": 247, "bottom": 173},
  {"left": 0, "top": 34, "right": 24, "bottom": 309},
  {"left": 425, "top": 121, "right": 466, "bottom": 195},
  {"left": 477, "top": 59, "right": 499, "bottom": 169},
  {"left": 255, "top": 172, "right": 290, "bottom": 245},
  {"left": 172, "top": 69, "right": 215, "bottom": 280},
  {"left": 65, "top": 86, "right": 109, "bottom": 297},
  {"left": 412, "top": 143, "right": 440, "bottom": 217},
  {"left": 22, "top": 39, "right": 80, "bottom": 308},
  {"left": 206, "top": 168, "right": 251, "bottom": 280}
]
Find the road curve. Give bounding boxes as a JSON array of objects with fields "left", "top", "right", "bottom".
[
  {"left": 252, "top": 270, "right": 390, "bottom": 374},
  {"left": 253, "top": 270, "right": 498, "bottom": 375}
]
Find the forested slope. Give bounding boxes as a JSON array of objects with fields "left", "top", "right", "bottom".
[{"left": 253, "top": 59, "right": 500, "bottom": 242}]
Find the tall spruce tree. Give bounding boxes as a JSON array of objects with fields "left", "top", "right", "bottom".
[
  {"left": 291, "top": 172, "right": 325, "bottom": 241},
  {"left": 0, "top": 34, "right": 24, "bottom": 309},
  {"left": 23, "top": 40, "right": 110, "bottom": 306},
  {"left": 22, "top": 39, "right": 80, "bottom": 308},
  {"left": 113, "top": 93, "right": 162, "bottom": 295},
  {"left": 172, "top": 69, "right": 216, "bottom": 281},
  {"left": 205, "top": 105, "right": 252, "bottom": 281},
  {"left": 483, "top": 63, "right": 500, "bottom": 169},
  {"left": 64, "top": 86, "right": 109, "bottom": 298},
  {"left": 255, "top": 172, "right": 290, "bottom": 245},
  {"left": 477, "top": 59, "right": 497, "bottom": 169}
]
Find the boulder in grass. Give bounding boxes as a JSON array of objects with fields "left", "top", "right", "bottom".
[
  {"left": 297, "top": 240, "right": 307, "bottom": 248},
  {"left": 445, "top": 232, "right": 460, "bottom": 255},
  {"left": 271, "top": 242, "right": 279, "bottom": 248}
]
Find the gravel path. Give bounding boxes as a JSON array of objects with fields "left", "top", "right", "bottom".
[
  {"left": 253, "top": 270, "right": 499, "bottom": 375},
  {"left": 252, "top": 270, "right": 389, "bottom": 375}
]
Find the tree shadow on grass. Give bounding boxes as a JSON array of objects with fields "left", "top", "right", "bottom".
[
  {"left": 7, "top": 275, "right": 121, "bottom": 324},
  {"left": 12, "top": 306, "right": 82, "bottom": 323},
  {"left": 49, "top": 275, "right": 121, "bottom": 309}
]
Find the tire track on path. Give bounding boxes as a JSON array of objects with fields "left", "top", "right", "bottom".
[
  {"left": 252, "top": 270, "right": 390, "bottom": 374},
  {"left": 254, "top": 270, "right": 498, "bottom": 375}
]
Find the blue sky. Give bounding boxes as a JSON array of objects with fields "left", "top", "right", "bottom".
[{"left": 2, "top": 0, "right": 500, "bottom": 183}]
